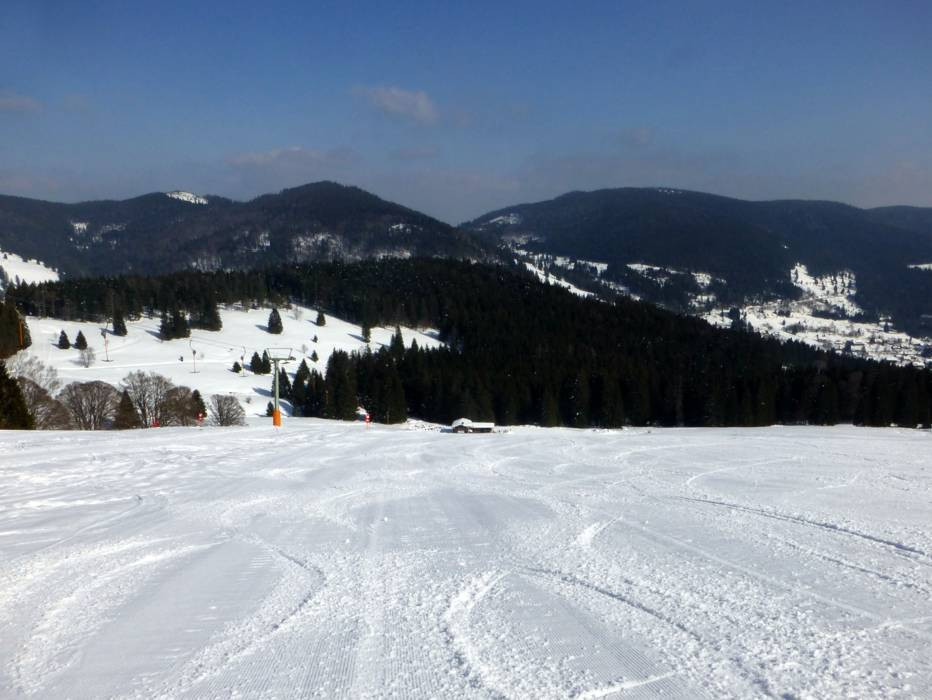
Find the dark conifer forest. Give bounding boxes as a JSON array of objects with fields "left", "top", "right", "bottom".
[{"left": 5, "top": 259, "right": 932, "bottom": 428}]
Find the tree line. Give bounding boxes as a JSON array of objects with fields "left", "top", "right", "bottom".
[
  {"left": 4, "top": 259, "right": 932, "bottom": 429},
  {"left": 0, "top": 353, "right": 246, "bottom": 430}
]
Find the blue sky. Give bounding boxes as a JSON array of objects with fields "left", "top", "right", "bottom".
[{"left": 1, "top": 0, "right": 930, "bottom": 222}]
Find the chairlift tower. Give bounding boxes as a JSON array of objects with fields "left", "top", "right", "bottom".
[{"left": 266, "top": 347, "right": 295, "bottom": 427}]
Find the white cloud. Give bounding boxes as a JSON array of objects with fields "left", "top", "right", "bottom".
[
  {"left": 0, "top": 91, "right": 41, "bottom": 113},
  {"left": 228, "top": 146, "right": 358, "bottom": 169},
  {"left": 355, "top": 85, "right": 438, "bottom": 125}
]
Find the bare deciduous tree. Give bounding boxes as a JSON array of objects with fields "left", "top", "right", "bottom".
[
  {"left": 163, "top": 385, "right": 199, "bottom": 426},
  {"left": 6, "top": 352, "right": 61, "bottom": 395},
  {"left": 60, "top": 380, "right": 120, "bottom": 430},
  {"left": 121, "top": 371, "right": 174, "bottom": 427},
  {"left": 6, "top": 354, "right": 70, "bottom": 429},
  {"left": 79, "top": 347, "right": 96, "bottom": 368},
  {"left": 209, "top": 394, "right": 246, "bottom": 426},
  {"left": 15, "top": 377, "right": 72, "bottom": 429},
  {"left": 291, "top": 307, "right": 303, "bottom": 321}
]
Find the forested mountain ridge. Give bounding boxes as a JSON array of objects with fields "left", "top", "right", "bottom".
[
  {"left": 0, "top": 182, "right": 492, "bottom": 277},
  {"left": 465, "top": 187, "right": 932, "bottom": 338},
  {"left": 867, "top": 205, "right": 932, "bottom": 240}
]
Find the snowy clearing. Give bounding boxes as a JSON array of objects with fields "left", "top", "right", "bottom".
[
  {"left": 17, "top": 305, "right": 440, "bottom": 414},
  {"left": 523, "top": 261, "right": 593, "bottom": 298},
  {"left": 0, "top": 250, "right": 59, "bottom": 290},
  {"left": 1, "top": 423, "right": 930, "bottom": 698}
]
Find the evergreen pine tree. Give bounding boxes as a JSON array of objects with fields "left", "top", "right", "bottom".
[
  {"left": 294, "top": 359, "right": 311, "bottom": 385},
  {"left": 249, "top": 352, "right": 263, "bottom": 374},
  {"left": 324, "top": 351, "right": 357, "bottom": 420},
  {"left": 567, "top": 370, "right": 590, "bottom": 428},
  {"left": 316, "top": 311, "right": 326, "bottom": 327},
  {"left": 277, "top": 367, "right": 292, "bottom": 400},
  {"left": 113, "top": 389, "right": 142, "bottom": 429},
  {"left": 261, "top": 351, "right": 272, "bottom": 374},
  {"left": 361, "top": 322, "right": 371, "bottom": 343},
  {"left": 57, "top": 330, "right": 71, "bottom": 349},
  {"left": 232, "top": 361, "right": 242, "bottom": 374},
  {"left": 266, "top": 401, "right": 275, "bottom": 417},
  {"left": 302, "top": 370, "right": 325, "bottom": 417},
  {"left": 390, "top": 327, "right": 405, "bottom": 359},
  {"left": 311, "top": 349, "right": 319, "bottom": 363},
  {"left": 382, "top": 369, "right": 407, "bottom": 423},
  {"left": 171, "top": 309, "right": 190, "bottom": 339},
  {"left": 74, "top": 330, "right": 88, "bottom": 350},
  {"left": 159, "top": 311, "right": 172, "bottom": 340},
  {"left": 0, "top": 361, "right": 33, "bottom": 429},
  {"left": 112, "top": 309, "right": 128, "bottom": 336},
  {"left": 312, "top": 334, "right": 318, "bottom": 343},
  {"left": 191, "top": 389, "right": 207, "bottom": 419},
  {"left": 540, "top": 387, "right": 560, "bottom": 427},
  {"left": 267, "top": 308, "right": 283, "bottom": 334},
  {"left": 197, "top": 297, "right": 222, "bottom": 331}
]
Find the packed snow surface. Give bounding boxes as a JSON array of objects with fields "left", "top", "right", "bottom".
[{"left": 1, "top": 423, "right": 930, "bottom": 698}]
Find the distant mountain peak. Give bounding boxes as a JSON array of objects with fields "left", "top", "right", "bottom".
[{"left": 0, "top": 182, "right": 492, "bottom": 278}]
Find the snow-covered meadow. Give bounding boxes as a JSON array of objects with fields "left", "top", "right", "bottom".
[
  {"left": 1, "top": 423, "right": 930, "bottom": 698},
  {"left": 0, "top": 250, "right": 59, "bottom": 290},
  {"left": 17, "top": 305, "right": 441, "bottom": 415}
]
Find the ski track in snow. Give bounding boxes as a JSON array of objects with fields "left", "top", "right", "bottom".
[{"left": 0, "top": 423, "right": 930, "bottom": 698}]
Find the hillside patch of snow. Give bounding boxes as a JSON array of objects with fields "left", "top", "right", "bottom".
[
  {"left": 701, "top": 263, "right": 932, "bottom": 367},
  {"left": 627, "top": 263, "right": 723, "bottom": 290},
  {"left": 0, "top": 249, "right": 59, "bottom": 290},
  {"left": 790, "top": 263, "right": 860, "bottom": 316},
  {"left": 487, "top": 213, "right": 521, "bottom": 226},
  {"left": 523, "top": 262, "right": 593, "bottom": 298},
  {"left": 704, "top": 303, "right": 930, "bottom": 367},
  {"left": 165, "top": 191, "right": 208, "bottom": 205}
]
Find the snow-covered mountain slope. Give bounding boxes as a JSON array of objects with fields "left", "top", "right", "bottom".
[
  {"left": 0, "top": 249, "right": 59, "bottom": 290},
  {"left": 507, "top": 243, "right": 932, "bottom": 367},
  {"left": 702, "top": 263, "right": 931, "bottom": 366},
  {"left": 16, "top": 304, "right": 440, "bottom": 414},
  {"left": 0, "top": 182, "right": 492, "bottom": 277},
  {"left": 0, "top": 423, "right": 929, "bottom": 698},
  {"left": 468, "top": 187, "right": 932, "bottom": 361}
]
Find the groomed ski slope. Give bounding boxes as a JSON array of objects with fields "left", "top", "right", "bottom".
[{"left": 1, "top": 423, "right": 930, "bottom": 698}]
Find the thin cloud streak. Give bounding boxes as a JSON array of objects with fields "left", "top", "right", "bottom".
[{"left": 354, "top": 85, "right": 439, "bottom": 125}]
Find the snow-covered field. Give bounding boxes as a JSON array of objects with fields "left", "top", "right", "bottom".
[
  {"left": 18, "top": 305, "right": 440, "bottom": 415},
  {"left": 0, "top": 250, "right": 59, "bottom": 290},
  {"left": 1, "top": 423, "right": 930, "bottom": 698}
]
